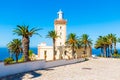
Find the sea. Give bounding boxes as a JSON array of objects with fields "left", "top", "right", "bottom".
[
  {"left": 0, "top": 47, "right": 120, "bottom": 61},
  {"left": 0, "top": 47, "right": 37, "bottom": 61}
]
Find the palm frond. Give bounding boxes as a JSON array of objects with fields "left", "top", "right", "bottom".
[{"left": 13, "top": 25, "right": 41, "bottom": 37}]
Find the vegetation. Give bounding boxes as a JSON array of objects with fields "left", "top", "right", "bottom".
[
  {"left": 66, "top": 33, "right": 92, "bottom": 58},
  {"left": 113, "top": 52, "right": 120, "bottom": 58},
  {"left": 4, "top": 50, "right": 36, "bottom": 64},
  {"left": 18, "top": 56, "right": 24, "bottom": 62},
  {"left": 79, "top": 34, "right": 92, "bottom": 57},
  {"left": 2, "top": 23, "right": 120, "bottom": 64},
  {"left": 4, "top": 57, "right": 14, "bottom": 64},
  {"left": 19, "top": 50, "right": 36, "bottom": 62},
  {"left": 47, "top": 30, "right": 59, "bottom": 60},
  {"left": 94, "top": 33, "right": 120, "bottom": 57},
  {"left": 29, "top": 50, "right": 36, "bottom": 60},
  {"left": 7, "top": 39, "right": 22, "bottom": 62},
  {"left": 66, "top": 33, "right": 78, "bottom": 58},
  {"left": 13, "top": 25, "right": 40, "bottom": 61}
]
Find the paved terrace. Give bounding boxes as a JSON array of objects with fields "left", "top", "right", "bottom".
[{"left": 1, "top": 58, "right": 120, "bottom": 80}]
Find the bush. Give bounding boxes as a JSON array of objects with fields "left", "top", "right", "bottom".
[
  {"left": 19, "top": 50, "right": 36, "bottom": 62},
  {"left": 113, "top": 53, "right": 120, "bottom": 58},
  {"left": 29, "top": 50, "right": 36, "bottom": 60},
  {"left": 18, "top": 56, "right": 24, "bottom": 62},
  {"left": 114, "top": 50, "right": 118, "bottom": 54},
  {"left": 112, "top": 50, "right": 120, "bottom": 58},
  {"left": 4, "top": 57, "right": 14, "bottom": 64}
]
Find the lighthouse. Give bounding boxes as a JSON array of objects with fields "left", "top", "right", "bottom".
[{"left": 54, "top": 10, "right": 67, "bottom": 47}]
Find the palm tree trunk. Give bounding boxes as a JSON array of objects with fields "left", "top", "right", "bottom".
[
  {"left": 72, "top": 46, "right": 75, "bottom": 59},
  {"left": 101, "top": 47, "right": 103, "bottom": 57},
  {"left": 53, "top": 39, "right": 56, "bottom": 60},
  {"left": 114, "top": 42, "right": 117, "bottom": 54},
  {"left": 89, "top": 45, "right": 92, "bottom": 57},
  {"left": 22, "top": 37, "right": 30, "bottom": 61},
  {"left": 106, "top": 46, "right": 108, "bottom": 57},
  {"left": 103, "top": 45, "right": 106, "bottom": 57},
  {"left": 84, "top": 45, "right": 87, "bottom": 57},
  {"left": 100, "top": 48, "right": 102, "bottom": 57},
  {"left": 110, "top": 44, "right": 112, "bottom": 57},
  {"left": 16, "top": 54, "right": 18, "bottom": 62},
  {"left": 107, "top": 45, "right": 110, "bottom": 57}
]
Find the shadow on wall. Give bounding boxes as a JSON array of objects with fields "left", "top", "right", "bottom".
[{"left": 0, "top": 71, "right": 42, "bottom": 80}]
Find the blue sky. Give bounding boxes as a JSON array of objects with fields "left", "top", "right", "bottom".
[{"left": 0, "top": 0, "right": 120, "bottom": 48}]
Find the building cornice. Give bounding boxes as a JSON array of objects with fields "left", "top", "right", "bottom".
[{"left": 54, "top": 19, "right": 67, "bottom": 25}]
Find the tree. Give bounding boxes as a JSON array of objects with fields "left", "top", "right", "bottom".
[
  {"left": 95, "top": 36, "right": 110, "bottom": 57},
  {"left": 13, "top": 25, "right": 40, "bottom": 61},
  {"left": 47, "top": 30, "right": 59, "bottom": 60},
  {"left": 79, "top": 34, "right": 92, "bottom": 57},
  {"left": 107, "top": 34, "right": 116, "bottom": 57},
  {"left": 113, "top": 36, "right": 117, "bottom": 54},
  {"left": 102, "top": 36, "right": 109, "bottom": 57},
  {"left": 94, "top": 36, "right": 104, "bottom": 56},
  {"left": 7, "top": 39, "right": 22, "bottom": 62},
  {"left": 66, "top": 33, "right": 78, "bottom": 58}
]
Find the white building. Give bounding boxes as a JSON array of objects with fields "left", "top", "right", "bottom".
[
  {"left": 38, "top": 10, "right": 91, "bottom": 61},
  {"left": 38, "top": 10, "right": 67, "bottom": 61}
]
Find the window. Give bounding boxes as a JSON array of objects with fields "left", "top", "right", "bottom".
[
  {"left": 60, "top": 26, "right": 62, "bottom": 29},
  {"left": 64, "top": 50, "right": 67, "bottom": 55},
  {"left": 44, "top": 51, "right": 47, "bottom": 60}
]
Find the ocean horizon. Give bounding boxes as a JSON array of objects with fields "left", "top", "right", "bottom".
[
  {"left": 0, "top": 47, "right": 120, "bottom": 61},
  {"left": 0, "top": 47, "right": 37, "bottom": 61}
]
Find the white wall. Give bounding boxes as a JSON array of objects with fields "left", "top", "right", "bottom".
[
  {"left": 0, "top": 60, "right": 45, "bottom": 78},
  {"left": 0, "top": 58, "right": 85, "bottom": 78},
  {"left": 45, "top": 58, "right": 85, "bottom": 68},
  {"left": 38, "top": 46, "right": 53, "bottom": 61}
]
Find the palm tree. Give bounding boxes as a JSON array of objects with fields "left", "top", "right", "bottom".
[
  {"left": 13, "top": 25, "right": 40, "bottom": 61},
  {"left": 79, "top": 34, "right": 92, "bottom": 57},
  {"left": 107, "top": 34, "right": 116, "bottom": 57},
  {"left": 95, "top": 36, "right": 110, "bottom": 57},
  {"left": 102, "top": 36, "right": 110, "bottom": 57},
  {"left": 66, "top": 33, "right": 78, "bottom": 58},
  {"left": 7, "top": 39, "right": 22, "bottom": 62},
  {"left": 95, "top": 36, "right": 104, "bottom": 56},
  {"left": 94, "top": 38, "right": 103, "bottom": 56},
  {"left": 113, "top": 36, "right": 117, "bottom": 54},
  {"left": 47, "top": 30, "right": 59, "bottom": 60}
]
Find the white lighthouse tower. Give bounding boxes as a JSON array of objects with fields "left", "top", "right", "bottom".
[{"left": 54, "top": 10, "right": 67, "bottom": 47}]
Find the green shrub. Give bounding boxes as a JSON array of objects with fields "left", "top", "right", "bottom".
[
  {"left": 4, "top": 57, "right": 14, "bottom": 64},
  {"left": 18, "top": 56, "right": 24, "bottom": 62},
  {"left": 19, "top": 50, "right": 35, "bottom": 62},
  {"left": 114, "top": 50, "right": 118, "bottom": 54},
  {"left": 113, "top": 53, "right": 120, "bottom": 58},
  {"left": 29, "top": 50, "right": 33, "bottom": 57},
  {"left": 29, "top": 50, "right": 36, "bottom": 60},
  {"left": 97, "top": 54, "right": 102, "bottom": 57},
  {"left": 112, "top": 50, "right": 120, "bottom": 58}
]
